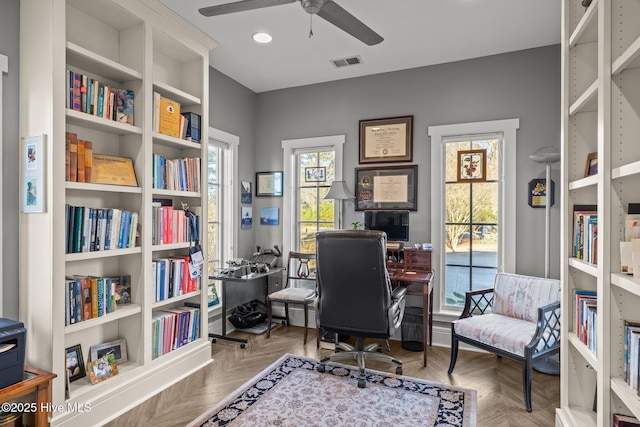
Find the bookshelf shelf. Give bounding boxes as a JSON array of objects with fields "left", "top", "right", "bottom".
[
  {"left": 568, "top": 174, "right": 598, "bottom": 190},
  {"left": 151, "top": 242, "right": 192, "bottom": 252},
  {"left": 611, "top": 377, "right": 640, "bottom": 421},
  {"left": 568, "top": 0, "right": 598, "bottom": 47},
  {"left": 569, "top": 80, "right": 598, "bottom": 116},
  {"left": 66, "top": 41, "right": 142, "bottom": 82},
  {"left": 151, "top": 290, "right": 201, "bottom": 309},
  {"left": 64, "top": 303, "right": 142, "bottom": 334},
  {"left": 612, "top": 35, "right": 640, "bottom": 75},
  {"left": 557, "top": 406, "right": 597, "bottom": 427},
  {"left": 568, "top": 333, "right": 598, "bottom": 369},
  {"left": 65, "top": 182, "right": 142, "bottom": 194},
  {"left": 568, "top": 257, "right": 598, "bottom": 276},
  {"left": 20, "top": 1, "right": 214, "bottom": 424},
  {"left": 610, "top": 273, "right": 640, "bottom": 297},
  {"left": 612, "top": 160, "right": 640, "bottom": 180},
  {"left": 66, "top": 108, "right": 142, "bottom": 135}
]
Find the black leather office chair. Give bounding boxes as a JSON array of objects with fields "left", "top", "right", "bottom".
[{"left": 315, "top": 230, "right": 407, "bottom": 388}]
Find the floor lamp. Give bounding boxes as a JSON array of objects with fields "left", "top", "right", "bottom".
[
  {"left": 324, "top": 180, "right": 355, "bottom": 229},
  {"left": 529, "top": 145, "right": 561, "bottom": 375}
]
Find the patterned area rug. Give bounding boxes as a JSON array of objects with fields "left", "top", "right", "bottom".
[{"left": 189, "top": 353, "right": 476, "bottom": 427}]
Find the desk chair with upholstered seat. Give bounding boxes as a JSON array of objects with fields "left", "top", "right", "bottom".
[
  {"left": 266, "top": 251, "right": 317, "bottom": 345},
  {"left": 315, "top": 230, "right": 407, "bottom": 388}
]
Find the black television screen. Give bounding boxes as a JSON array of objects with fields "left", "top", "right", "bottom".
[{"left": 364, "top": 210, "right": 410, "bottom": 242}]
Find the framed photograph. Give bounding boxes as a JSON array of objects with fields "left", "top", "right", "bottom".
[
  {"left": 21, "top": 134, "right": 46, "bottom": 213},
  {"left": 260, "top": 207, "right": 279, "bottom": 225},
  {"left": 256, "top": 171, "right": 283, "bottom": 197},
  {"left": 65, "top": 344, "right": 86, "bottom": 383},
  {"left": 359, "top": 115, "right": 413, "bottom": 164},
  {"left": 528, "top": 179, "right": 554, "bottom": 208},
  {"left": 90, "top": 339, "right": 128, "bottom": 364},
  {"left": 87, "top": 353, "right": 118, "bottom": 384},
  {"left": 355, "top": 165, "right": 418, "bottom": 211},
  {"left": 241, "top": 206, "right": 253, "bottom": 230},
  {"left": 305, "top": 167, "right": 326, "bottom": 182},
  {"left": 457, "top": 149, "right": 487, "bottom": 183},
  {"left": 241, "top": 181, "right": 252, "bottom": 204},
  {"left": 585, "top": 152, "right": 598, "bottom": 177}
]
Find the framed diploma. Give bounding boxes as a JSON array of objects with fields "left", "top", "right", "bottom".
[
  {"left": 91, "top": 154, "right": 138, "bottom": 186},
  {"left": 355, "top": 165, "right": 417, "bottom": 211},
  {"left": 359, "top": 115, "right": 413, "bottom": 164},
  {"left": 256, "top": 171, "right": 283, "bottom": 197}
]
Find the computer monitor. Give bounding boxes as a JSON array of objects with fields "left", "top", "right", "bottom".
[{"left": 363, "top": 210, "right": 410, "bottom": 242}]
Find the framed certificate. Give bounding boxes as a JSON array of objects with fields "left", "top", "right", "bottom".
[
  {"left": 355, "top": 165, "right": 418, "bottom": 211},
  {"left": 256, "top": 171, "right": 283, "bottom": 197},
  {"left": 359, "top": 115, "right": 413, "bottom": 164}
]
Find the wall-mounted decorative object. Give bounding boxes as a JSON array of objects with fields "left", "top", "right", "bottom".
[
  {"left": 456, "top": 149, "right": 487, "bottom": 183},
  {"left": 358, "top": 115, "right": 413, "bottom": 164},
  {"left": 90, "top": 338, "right": 128, "bottom": 364},
  {"left": 305, "top": 166, "right": 326, "bottom": 182},
  {"left": 21, "top": 134, "right": 46, "bottom": 213},
  {"left": 355, "top": 165, "right": 417, "bottom": 211},
  {"left": 241, "top": 206, "right": 252, "bottom": 230},
  {"left": 585, "top": 152, "right": 597, "bottom": 177},
  {"left": 260, "top": 207, "right": 279, "bottom": 225},
  {"left": 256, "top": 171, "right": 283, "bottom": 197},
  {"left": 241, "top": 181, "right": 252, "bottom": 204},
  {"left": 528, "top": 178, "right": 554, "bottom": 208},
  {"left": 65, "top": 344, "right": 86, "bottom": 382}
]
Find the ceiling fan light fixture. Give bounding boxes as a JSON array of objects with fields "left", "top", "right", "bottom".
[
  {"left": 252, "top": 32, "right": 273, "bottom": 44},
  {"left": 302, "top": 0, "right": 324, "bottom": 14}
]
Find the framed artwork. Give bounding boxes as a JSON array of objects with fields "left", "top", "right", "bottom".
[
  {"left": 90, "top": 338, "right": 128, "bottom": 364},
  {"left": 256, "top": 171, "right": 283, "bottom": 197},
  {"left": 241, "top": 181, "right": 252, "bottom": 204},
  {"left": 585, "top": 153, "right": 598, "bottom": 177},
  {"left": 21, "top": 134, "right": 46, "bottom": 213},
  {"left": 241, "top": 206, "right": 252, "bottom": 230},
  {"left": 260, "top": 207, "right": 279, "bottom": 225},
  {"left": 457, "top": 149, "right": 487, "bottom": 183},
  {"left": 87, "top": 353, "right": 118, "bottom": 384},
  {"left": 305, "top": 167, "right": 326, "bottom": 182},
  {"left": 65, "top": 344, "right": 86, "bottom": 382},
  {"left": 359, "top": 115, "right": 413, "bottom": 164},
  {"left": 528, "top": 179, "right": 554, "bottom": 208},
  {"left": 355, "top": 165, "right": 418, "bottom": 211}
]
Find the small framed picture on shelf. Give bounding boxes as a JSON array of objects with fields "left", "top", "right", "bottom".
[
  {"left": 90, "top": 339, "right": 128, "bottom": 364},
  {"left": 87, "top": 353, "right": 118, "bottom": 384},
  {"left": 65, "top": 344, "right": 86, "bottom": 383},
  {"left": 585, "top": 152, "right": 598, "bottom": 177}
]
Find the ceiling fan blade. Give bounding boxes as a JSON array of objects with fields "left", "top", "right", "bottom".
[
  {"left": 199, "top": 0, "right": 297, "bottom": 17},
  {"left": 317, "top": 0, "right": 383, "bottom": 46}
]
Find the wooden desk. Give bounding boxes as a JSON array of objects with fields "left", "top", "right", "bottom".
[
  {"left": 0, "top": 366, "right": 56, "bottom": 427},
  {"left": 389, "top": 270, "right": 433, "bottom": 367}
]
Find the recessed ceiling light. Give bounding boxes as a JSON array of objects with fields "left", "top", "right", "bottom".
[{"left": 252, "top": 32, "right": 273, "bottom": 44}]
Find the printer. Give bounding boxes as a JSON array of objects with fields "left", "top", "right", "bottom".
[{"left": 0, "top": 318, "right": 26, "bottom": 389}]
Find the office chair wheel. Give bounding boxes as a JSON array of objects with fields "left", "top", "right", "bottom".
[
  {"left": 396, "top": 367, "right": 402, "bottom": 375},
  {"left": 240, "top": 343, "right": 246, "bottom": 349},
  {"left": 211, "top": 338, "right": 217, "bottom": 343},
  {"left": 358, "top": 378, "right": 366, "bottom": 388},
  {"left": 317, "top": 364, "right": 326, "bottom": 373}
]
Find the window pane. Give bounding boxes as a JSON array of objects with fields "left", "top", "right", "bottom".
[
  {"left": 318, "top": 186, "right": 334, "bottom": 222},
  {"left": 444, "top": 265, "right": 471, "bottom": 306},
  {"left": 445, "top": 141, "right": 471, "bottom": 182},
  {"left": 299, "top": 153, "right": 318, "bottom": 185},
  {"left": 299, "top": 222, "right": 317, "bottom": 253},
  {"left": 319, "top": 151, "right": 335, "bottom": 182},
  {"left": 445, "top": 183, "right": 470, "bottom": 224},
  {"left": 472, "top": 139, "right": 499, "bottom": 182},
  {"left": 208, "top": 223, "right": 219, "bottom": 263},
  {"left": 208, "top": 185, "right": 218, "bottom": 221},
  {"left": 300, "top": 188, "right": 318, "bottom": 221},
  {"left": 471, "top": 182, "right": 498, "bottom": 224},
  {"left": 472, "top": 267, "right": 497, "bottom": 292},
  {"left": 208, "top": 145, "right": 218, "bottom": 184},
  {"left": 472, "top": 225, "right": 498, "bottom": 268}
]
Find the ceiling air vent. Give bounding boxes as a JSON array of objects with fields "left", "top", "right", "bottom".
[{"left": 330, "top": 55, "right": 362, "bottom": 68}]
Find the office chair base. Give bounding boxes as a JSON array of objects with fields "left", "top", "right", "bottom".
[{"left": 317, "top": 338, "right": 403, "bottom": 387}]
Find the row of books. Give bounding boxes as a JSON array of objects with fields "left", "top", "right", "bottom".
[
  {"left": 66, "top": 132, "right": 92, "bottom": 183},
  {"left": 65, "top": 205, "right": 139, "bottom": 254},
  {"left": 151, "top": 202, "right": 200, "bottom": 245},
  {"left": 65, "top": 275, "right": 131, "bottom": 326},
  {"left": 573, "top": 206, "right": 598, "bottom": 264},
  {"left": 152, "top": 256, "right": 199, "bottom": 302},
  {"left": 153, "top": 92, "right": 201, "bottom": 142},
  {"left": 152, "top": 154, "right": 201, "bottom": 192},
  {"left": 624, "top": 320, "right": 640, "bottom": 397},
  {"left": 575, "top": 290, "right": 597, "bottom": 353},
  {"left": 67, "top": 69, "right": 134, "bottom": 125},
  {"left": 151, "top": 306, "right": 200, "bottom": 359}
]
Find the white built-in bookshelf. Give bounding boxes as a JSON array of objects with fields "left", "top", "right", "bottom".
[
  {"left": 558, "top": 0, "right": 640, "bottom": 425},
  {"left": 19, "top": 0, "right": 217, "bottom": 425}
]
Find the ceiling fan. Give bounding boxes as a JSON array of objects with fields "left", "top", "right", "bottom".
[{"left": 198, "top": 0, "right": 384, "bottom": 46}]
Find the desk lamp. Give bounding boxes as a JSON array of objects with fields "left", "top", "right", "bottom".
[{"left": 324, "top": 180, "right": 355, "bottom": 229}]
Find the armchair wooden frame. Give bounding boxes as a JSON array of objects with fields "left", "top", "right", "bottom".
[{"left": 448, "top": 287, "right": 561, "bottom": 412}]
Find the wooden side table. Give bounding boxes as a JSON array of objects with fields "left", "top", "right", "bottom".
[{"left": 0, "top": 366, "right": 56, "bottom": 427}]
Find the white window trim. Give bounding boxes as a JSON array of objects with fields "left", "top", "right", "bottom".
[
  {"left": 428, "top": 119, "right": 519, "bottom": 319},
  {"left": 0, "top": 54, "right": 7, "bottom": 317},
  {"left": 282, "top": 135, "right": 345, "bottom": 255},
  {"left": 209, "top": 127, "right": 239, "bottom": 264}
]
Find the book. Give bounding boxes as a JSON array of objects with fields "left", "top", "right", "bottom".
[
  {"left": 68, "top": 132, "right": 78, "bottom": 182},
  {"left": 614, "top": 414, "right": 640, "bottom": 427},
  {"left": 77, "top": 139, "right": 86, "bottom": 183},
  {"left": 115, "top": 89, "right": 134, "bottom": 125},
  {"left": 181, "top": 112, "right": 201, "bottom": 143},
  {"left": 80, "top": 277, "right": 92, "bottom": 321},
  {"left": 156, "top": 93, "right": 181, "bottom": 137},
  {"left": 91, "top": 153, "right": 138, "bottom": 187},
  {"left": 84, "top": 140, "right": 92, "bottom": 183}
]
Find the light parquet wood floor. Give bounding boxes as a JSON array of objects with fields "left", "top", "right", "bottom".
[{"left": 106, "top": 326, "right": 559, "bottom": 427}]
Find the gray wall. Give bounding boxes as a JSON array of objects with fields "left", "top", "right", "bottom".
[
  {"left": 1, "top": 0, "right": 20, "bottom": 320},
  {"left": 251, "top": 45, "right": 561, "bottom": 279}
]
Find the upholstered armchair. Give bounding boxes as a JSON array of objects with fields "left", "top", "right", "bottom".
[
  {"left": 448, "top": 272, "right": 560, "bottom": 412},
  {"left": 315, "top": 230, "right": 407, "bottom": 388}
]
